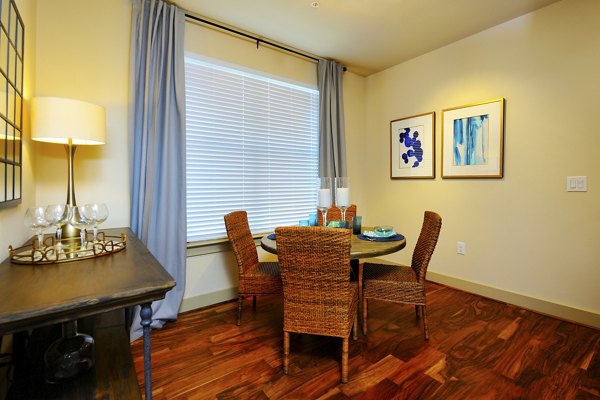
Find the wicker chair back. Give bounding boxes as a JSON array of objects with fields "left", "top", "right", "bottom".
[
  {"left": 224, "top": 210, "right": 259, "bottom": 275},
  {"left": 411, "top": 211, "right": 442, "bottom": 282},
  {"left": 275, "top": 226, "right": 354, "bottom": 337}
]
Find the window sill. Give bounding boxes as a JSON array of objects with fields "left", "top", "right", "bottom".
[{"left": 186, "top": 233, "right": 267, "bottom": 257}]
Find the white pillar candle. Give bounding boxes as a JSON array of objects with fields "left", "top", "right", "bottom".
[
  {"left": 336, "top": 187, "right": 350, "bottom": 207},
  {"left": 318, "top": 189, "right": 331, "bottom": 208}
]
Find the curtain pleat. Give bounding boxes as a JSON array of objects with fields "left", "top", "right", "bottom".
[
  {"left": 129, "top": 0, "right": 186, "bottom": 341},
  {"left": 317, "top": 59, "right": 347, "bottom": 178}
]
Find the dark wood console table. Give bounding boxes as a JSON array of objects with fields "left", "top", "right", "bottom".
[{"left": 0, "top": 227, "right": 175, "bottom": 399}]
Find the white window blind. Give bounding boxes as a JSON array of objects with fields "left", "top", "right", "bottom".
[{"left": 185, "top": 57, "right": 320, "bottom": 242}]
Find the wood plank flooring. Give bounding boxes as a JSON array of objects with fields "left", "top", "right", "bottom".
[{"left": 130, "top": 282, "right": 600, "bottom": 399}]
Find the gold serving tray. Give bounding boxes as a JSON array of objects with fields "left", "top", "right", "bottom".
[{"left": 9, "top": 232, "right": 126, "bottom": 265}]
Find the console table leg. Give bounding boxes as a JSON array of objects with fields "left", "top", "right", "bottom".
[{"left": 141, "top": 303, "right": 153, "bottom": 400}]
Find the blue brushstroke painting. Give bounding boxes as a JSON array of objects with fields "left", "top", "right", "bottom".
[
  {"left": 453, "top": 114, "right": 489, "bottom": 166},
  {"left": 398, "top": 126, "right": 424, "bottom": 168}
]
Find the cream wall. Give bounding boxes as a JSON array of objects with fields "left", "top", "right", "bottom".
[
  {"left": 9, "top": 0, "right": 596, "bottom": 327},
  {"left": 182, "top": 21, "right": 367, "bottom": 309},
  {"left": 33, "top": 0, "right": 130, "bottom": 227},
  {"left": 0, "top": 0, "right": 36, "bottom": 262},
  {"left": 362, "top": 0, "right": 600, "bottom": 325}
]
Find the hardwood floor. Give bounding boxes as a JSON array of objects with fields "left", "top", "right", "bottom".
[{"left": 130, "top": 282, "right": 600, "bottom": 399}]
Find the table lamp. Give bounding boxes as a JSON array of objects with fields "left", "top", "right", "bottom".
[
  {"left": 31, "top": 97, "right": 106, "bottom": 239},
  {"left": 30, "top": 97, "right": 106, "bottom": 383}
]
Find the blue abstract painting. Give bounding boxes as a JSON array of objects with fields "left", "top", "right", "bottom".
[
  {"left": 398, "top": 125, "right": 424, "bottom": 168},
  {"left": 453, "top": 114, "right": 489, "bottom": 166}
]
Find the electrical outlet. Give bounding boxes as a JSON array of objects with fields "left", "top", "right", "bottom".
[{"left": 456, "top": 241, "right": 466, "bottom": 255}]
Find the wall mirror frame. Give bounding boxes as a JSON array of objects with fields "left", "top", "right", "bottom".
[{"left": 0, "top": 0, "right": 24, "bottom": 209}]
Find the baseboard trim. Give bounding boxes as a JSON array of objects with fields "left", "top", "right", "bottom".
[
  {"left": 179, "top": 273, "right": 600, "bottom": 329},
  {"left": 180, "top": 288, "right": 238, "bottom": 313},
  {"left": 427, "top": 271, "right": 600, "bottom": 329}
]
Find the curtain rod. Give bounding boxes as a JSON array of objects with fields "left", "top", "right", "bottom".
[
  {"left": 185, "top": 13, "right": 346, "bottom": 71},
  {"left": 185, "top": 13, "right": 319, "bottom": 62}
]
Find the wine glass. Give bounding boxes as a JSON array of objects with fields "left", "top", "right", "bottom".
[
  {"left": 24, "top": 207, "right": 50, "bottom": 249},
  {"left": 69, "top": 206, "right": 92, "bottom": 249},
  {"left": 335, "top": 177, "right": 350, "bottom": 223},
  {"left": 81, "top": 203, "right": 109, "bottom": 242},
  {"left": 45, "top": 204, "right": 69, "bottom": 244},
  {"left": 317, "top": 177, "right": 332, "bottom": 226}
]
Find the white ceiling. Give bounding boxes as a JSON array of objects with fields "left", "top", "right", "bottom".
[{"left": 176, "top": 0, "right": 562, "bottom": 76}]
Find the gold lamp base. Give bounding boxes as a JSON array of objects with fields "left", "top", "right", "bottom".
[{"left": 62, "top": 140, "right": 81, "bottom": 239}]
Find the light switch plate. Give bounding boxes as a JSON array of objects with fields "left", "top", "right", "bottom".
[
  {"left": 456, "top": 241, "right": 466, "bottom": 255},
  {"left": 567, "top": 176, "right": 587, "bottom": 192}
]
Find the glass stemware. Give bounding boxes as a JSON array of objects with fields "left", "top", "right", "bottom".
[
  {"left": 24, "top": 207, "right": 50, "bottom": 249},
  {"left": 85, "top": 203, "right": 108, "bottom": 242},
  {"left": 317, "top": 177, "right": 332, "bottom": 226},
  {"left": 68, "top": 206, "right": 92, "bottom": 249},
  {"left": 45, "top": 204, "right": 69, "bottom": 244},
  {"left": 335, "top": 177, "right": 350, "bottom": 223}
]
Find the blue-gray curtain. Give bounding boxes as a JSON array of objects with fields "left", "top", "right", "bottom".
[
  {"left": 129, "top": 0, "right": 186, "bottom": 341},
  {"left": 318, "top": 59, "right": 347, "bottom": 178}
]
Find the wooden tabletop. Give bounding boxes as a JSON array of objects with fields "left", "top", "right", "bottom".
[
  {"left": 260, "top": 227, "right": 406, "bottom": 260},
  {"left": 0, "top": 227, "right": 176, "bottom": 335}
]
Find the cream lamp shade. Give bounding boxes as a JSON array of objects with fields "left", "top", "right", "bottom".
[{"left": 31, "top": 97, "right": 106, "bottom": 144}]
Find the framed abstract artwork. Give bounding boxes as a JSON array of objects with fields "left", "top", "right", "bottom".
[
  {"left": 390, "top": 111, "right": 435, "bottom": 179},
  {"left": 442, "top": 98, "right": 505, "bottom": 178}
]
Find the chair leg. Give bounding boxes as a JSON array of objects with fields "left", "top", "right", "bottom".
[
  {"left": 422, "top": 305, "right": 429, "bottom": 340},
  {"left": 353, "top": 311, "right": 358, "bottom": 340},
  {"left": 283, "top": 331, "right": 290, "bottom": 374},
  {"left": 415, "top": 305, "right": 420, "bottom": 319},
  {"left": 252, "top": 295, "right": 257, "bottom": 311},
  {"left": 358, "top": 263, "right": 363, "bottom": 328},
  {"left": 341, "top": 337, "right": 349, "bottom": 383},
  {"left": 362, "top": 297, "right": 368, "bottom": 335},
  {"left": 237, "top": 296, "right": 243, "bottom": 326}
]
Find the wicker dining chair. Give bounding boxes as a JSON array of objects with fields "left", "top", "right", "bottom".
[
  {"left": 275, "top": 226, "right": 359, "bottom": 383},
  {"left": 224, "top": 211, "right": 282, "bottom": 326},
  {"left": 362, "top": 211, "right": 442, "bottom": 339},
  {"left": 317, "top": 204, "right": 357, "bottom": 225}
]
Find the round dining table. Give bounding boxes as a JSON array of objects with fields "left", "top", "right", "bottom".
[
  {"left": 259, "top": 228, "right": 406, "bottom": 260},
  {"left": 260, "top": 227, "right": 407, "bottom": 306}
]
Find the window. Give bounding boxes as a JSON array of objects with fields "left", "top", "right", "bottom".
[{"left": 185, "top": 57, "right": 319, "bottom": 243}]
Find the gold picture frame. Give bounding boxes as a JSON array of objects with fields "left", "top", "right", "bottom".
[
  {"left": 441, "top": 98, "right": 505, "bottom": 178},
  {"left": 390, "top": 111, "right": 435, "bottom": 179}
]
